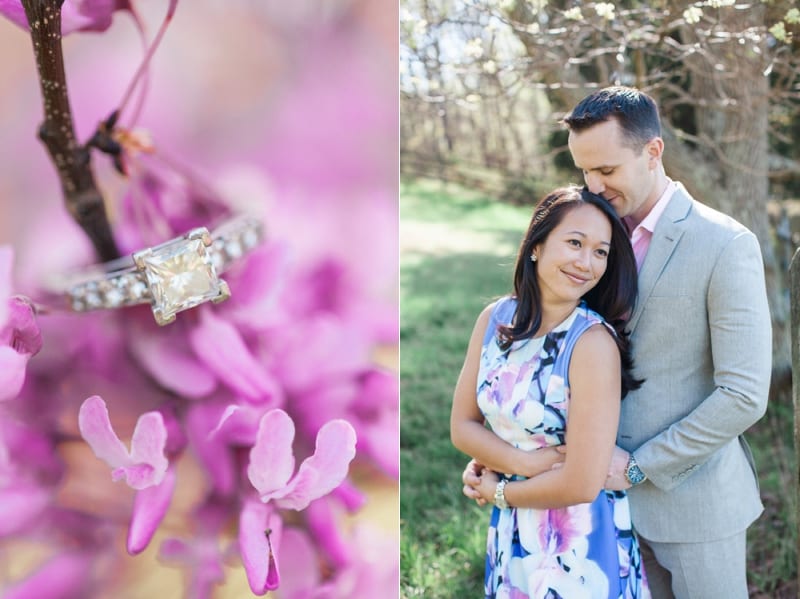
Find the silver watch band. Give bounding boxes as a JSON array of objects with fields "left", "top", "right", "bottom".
[{"left": 494, "top": 478, "right": 509, "bottom": 509}]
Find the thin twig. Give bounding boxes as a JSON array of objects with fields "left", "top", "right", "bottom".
[{"left": 21, "top": 0, "right": 119, "bottom": 262}]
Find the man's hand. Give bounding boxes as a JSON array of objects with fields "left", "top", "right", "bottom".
[
  {"left": 462, "top": 459, "right": 487, "bottom": 506},
  {"left": 605, "top": 445, "right": 632, "bottom": 491},
  {"left": 552, "top": 445, "right": 632, "bottom": 490}
]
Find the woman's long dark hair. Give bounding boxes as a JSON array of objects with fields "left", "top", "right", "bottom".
[{"left": 497, "top": 185, "right": 642, "bottom": 396}]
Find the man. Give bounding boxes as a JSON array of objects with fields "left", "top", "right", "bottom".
[{"left": 463, "top": 86, "right": 772, "bottom": 598}]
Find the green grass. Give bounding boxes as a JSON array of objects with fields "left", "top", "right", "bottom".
[
  {"left": 400, "top": 177, "right": 531, "bottom": 598},
  {"left": 399, "top": 176, "right": 797, "bottom": 598}
]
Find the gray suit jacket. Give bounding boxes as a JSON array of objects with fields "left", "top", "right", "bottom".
[{"left": 619, "top": 185, "right": 772, "bottom": 542}]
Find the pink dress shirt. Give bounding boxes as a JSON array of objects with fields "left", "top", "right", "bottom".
[{"left": 624, "top": 179, "right": 678, "bottom": 272}]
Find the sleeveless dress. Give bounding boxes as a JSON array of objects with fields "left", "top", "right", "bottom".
[{"left": 477, "top": 298, "right": 649, "bottom": 599}]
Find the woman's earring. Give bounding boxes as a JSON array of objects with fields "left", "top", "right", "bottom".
[{"left": 530, "top": 254, "right": 537, "bottom": 262}]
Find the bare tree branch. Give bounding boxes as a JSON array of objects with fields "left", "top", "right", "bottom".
[{"left": 21, "top": 0, "right": 119, "bottom": 262}]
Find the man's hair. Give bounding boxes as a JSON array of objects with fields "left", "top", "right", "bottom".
[{"left": 562, "top": 86, "right": 661, "bottom": 152}]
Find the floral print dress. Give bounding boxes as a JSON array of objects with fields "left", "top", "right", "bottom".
[{"left": 477, "top": 298, "right": 649, "bottom": 599}]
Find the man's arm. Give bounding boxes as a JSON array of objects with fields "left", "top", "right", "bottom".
[{"left": 620, "top": 231, "right": 772, "bottom": 491}]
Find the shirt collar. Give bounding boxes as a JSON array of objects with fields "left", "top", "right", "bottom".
[{"left": 625, "top": 178, "right": 677, "bottom": 236}]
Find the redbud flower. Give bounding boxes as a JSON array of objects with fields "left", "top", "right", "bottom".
[
  {"left": 78, "top": 395, "right": 169, "bottom": 490},
  {"left": 0, "top": 0, "right": 131, "bottom": 34},
  {"left": 0, "top": 247, "right": 42, "bottom": 402}
]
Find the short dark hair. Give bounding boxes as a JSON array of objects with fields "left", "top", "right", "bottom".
[
  {"left": 562, "top": 86, "right": 661, "bottom": 152},
  {"left": 499, "top": 185, "right": 641, "bottom": 396}
]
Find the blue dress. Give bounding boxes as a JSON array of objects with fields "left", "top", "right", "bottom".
[{"left": 477, "top": 298, "right": 649, "bottom": 599}]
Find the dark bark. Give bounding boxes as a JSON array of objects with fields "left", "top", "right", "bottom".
[
  {"left": 680, "top": 4, "right": 790, "bottom": 383},
  {"left": 20, "top": 0, "right": 119, "bottom": 262}
]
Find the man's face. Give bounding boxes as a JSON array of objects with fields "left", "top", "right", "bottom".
[{"left": 567, "top": 118, "right": 661, "bottom": 226}]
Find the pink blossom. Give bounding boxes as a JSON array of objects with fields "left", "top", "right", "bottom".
[
  {"left": 239, "top": 498, "right": 283, "bottom": 595},
  {"left": 128, "top": 319, "right": 218, "bottom": 398},
  {"left": 0, "top": 246, "right": 11, "bottom": 325},
  {"left": 0, "top": 2, "right": 397, "bottom": 595},
  {"left": 78, "top": 395, "right": 169, "bottom": 490},
  {"left": 0, "top": 552, "right": 94, "bottom": 599},
  {"left": 0, "top": 247, "right": 42, "bottom": 402},
  {"left": 127, "top": 464, "right": 176, "bottom": 554},
  {"left": 247, "top": 408, "right": 357, "bottom": 511},
  {"left": 0, "top": 481, "right": 51, "bottom": 537},
  {"left": 268, "top": 527, "right": 320, "bottom": 598},
  {"left": 276, "top": 523, "right": 399, "bottom": 599},
  {"left": 158, "top": 496, "right": 229, "bottom": 599},
  {"left": 0, "top": 0, "right": 131, "bottom": 35},
  {"left": 159, "top": 535, "right": 225, "bottom": 599},
  {"left": 188, "top": 308, "right": 278, "bottom": 402}
]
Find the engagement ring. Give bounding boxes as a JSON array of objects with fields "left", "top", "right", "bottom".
[{"left": 56, "top": 216, "right": 263, "bottom": 325}]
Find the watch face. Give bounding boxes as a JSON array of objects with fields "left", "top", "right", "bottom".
[{"left": 627, "top": 464, "right": 646, "bottom": 485}]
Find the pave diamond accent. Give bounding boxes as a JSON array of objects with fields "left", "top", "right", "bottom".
[
  {"left": 60, "top": 216, "right": 263, "bottom": 325},
  {"left": 68, "top": 272, "right": 152, "bottom": 312}
]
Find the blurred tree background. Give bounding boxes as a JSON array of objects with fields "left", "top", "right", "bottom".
[
  {"left": 400, "top": 2, "right": 800, "bottom": 596},
  {"left": 401, "top": 0, "right": 800, "bottom": 382}
]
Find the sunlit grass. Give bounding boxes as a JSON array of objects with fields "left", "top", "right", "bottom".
[{"left": 399, "top": 176, "right": 797, "bottom": 598}]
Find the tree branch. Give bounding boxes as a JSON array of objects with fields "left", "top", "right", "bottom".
[{"left": 21, "top": 0, "right": 119, "bottom": 262}]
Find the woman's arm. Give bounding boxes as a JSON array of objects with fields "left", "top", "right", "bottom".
[
  {"left": 472, "top": 324, "right": 622, "bottom": 509},
  {"left": 450, "top": 303, "right": 564, "bottom": 479}
]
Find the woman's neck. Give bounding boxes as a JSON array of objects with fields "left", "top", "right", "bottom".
[{"left": 534, "top": 301, "right": 579, "bottom": 337}]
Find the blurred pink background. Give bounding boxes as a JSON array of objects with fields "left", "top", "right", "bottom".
[{"left": 0, "top": 1, "right": 398, "bottom": 597}]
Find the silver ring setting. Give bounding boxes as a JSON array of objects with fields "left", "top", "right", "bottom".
[{"left": 61, "top": 216, "right": 263, "bottom": 325}]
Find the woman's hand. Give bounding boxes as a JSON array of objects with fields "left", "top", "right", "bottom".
[
  {"left": 476, "top": 468, "right": 500, "bottom": 505},
  {"left": 462, "top": 459, "right": 504, "bottom": 506},
  {"left": 462, "top": 459, "right": 486, "bottom": 505}
]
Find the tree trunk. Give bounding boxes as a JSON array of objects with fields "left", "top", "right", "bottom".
[
  {"left": 790, "top": 248, "right": 800, "bottom": 585},
  {"left": 678, "top": 4, "right": 790, "bottom": 387}
]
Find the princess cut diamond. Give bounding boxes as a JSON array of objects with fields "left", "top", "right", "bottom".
[{"left": 134, "top": 228, "right": 230, "bottom": 325}]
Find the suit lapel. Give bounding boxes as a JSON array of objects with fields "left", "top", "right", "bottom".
[{"left": 627, "top": 188, "right": 692, "bottom": 333}]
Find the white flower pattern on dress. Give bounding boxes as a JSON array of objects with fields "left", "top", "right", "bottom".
[{"left": 477, "top": 299, "right": 649, "bottom": 599}]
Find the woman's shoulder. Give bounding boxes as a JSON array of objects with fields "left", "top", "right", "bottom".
[
  {"left": 575, "top": 303, "right": 611, "bottom": 329},
  {"left": 570, "top": 319, "right": 619, "bottom": 365},
  {"left": 568, "top": 304, "right": 616, "bottom": 343},
  {"left": 477, "top": 296, "right": 516, "bottom": 346},
  {"left": 479, "top": 296, "right": 516, "bottom": 321}
]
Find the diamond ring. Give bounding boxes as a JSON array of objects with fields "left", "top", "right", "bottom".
[{"left": 57, "top": 216, "right": 263, "bottom": 325}]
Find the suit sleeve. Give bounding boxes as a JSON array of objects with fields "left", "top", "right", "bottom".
[{"left": 634, "top": 230, "right": 772, "bottom": 491}]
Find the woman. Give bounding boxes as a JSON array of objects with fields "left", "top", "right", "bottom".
[{"left": 451, "top": 186, "right": 649, "bottom": 598}]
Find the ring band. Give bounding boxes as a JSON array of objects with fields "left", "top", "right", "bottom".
[{"left": 59, "top": 216, "right": 263, "bottom": 326}]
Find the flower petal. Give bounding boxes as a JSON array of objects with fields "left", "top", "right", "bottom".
[
  {"left": 77, "top": 395, "right": 131, "bottom": 468},
  {"left": 187, "top": 402, "right": 236, "bottom": 495},
  {"left": 239, "top": 499, "right": 282, "bottom": 595},
  {"left": 209, "top": 404, "right": 259, "bottom": 446},
  {"left": 129, "top": 325, "right": 217, "bottom": 398},
  {"left": 0, "top": 0, "right": 128, "bottom": 35},
  {"left": 274, "top": 419, "right": 356, "bottom": 511},
  {"left": 1, "top": 552, "right": 93, "bottom": 599},
  {"left": 268, "top": 528, "right": 321, "bottom": 597},
  {"left": 0, "top": 346, "right": 28, "bottom": 402},
  {"left": 127, "top": 465, "right": 177, "bottom": 555},
  {"left": 0, "top": 245, "right": 12, "bottom": 326},
  {"left": 306, "top": 497, "right": 351, "bottom": 568},
  {"left": 128, "top": 411, "right": 169, "bottom": 486},
  {"left": 189, "top": 308, "right": 276, "bottom": 401},
  {"left": 247, "top": 409, "right": 295, "bottom": 498},
  {"left": 0, "top": 482, "right": 50, "bottom": 537},
  {"left": 0, "top": 0, "right": 28, "bottom": 31}
]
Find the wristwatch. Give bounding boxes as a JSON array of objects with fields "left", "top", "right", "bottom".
[
  {"left": 625, "top": 453, "right": 647, "bottom": 486},
  {"left": 494, "top": 479, "right": 509, "bottom": 509}
]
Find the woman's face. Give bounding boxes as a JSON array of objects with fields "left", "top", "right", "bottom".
[{"left": 533, "top": 203, "right": 611, "bottom": 307}]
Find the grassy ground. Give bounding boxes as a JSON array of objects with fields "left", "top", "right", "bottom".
[{"left": 399, "top": 176, "right": 798, "bottom": 598}]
